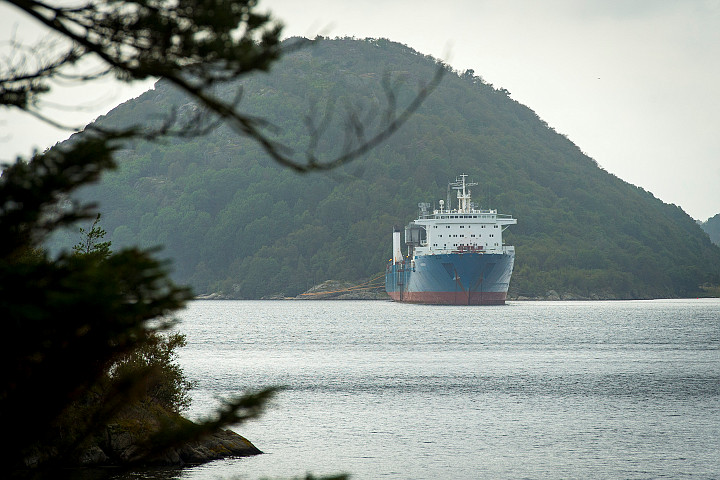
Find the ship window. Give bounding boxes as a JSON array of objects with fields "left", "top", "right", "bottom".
[
  {"left": 471, "top": 234, "right": 475, "bottom": 237},
  {"left": 460, "top": 234, "right": 465, "bottom": 237},
  {"left": 460, "top": 225, "right": 464, "bottom": 228}
]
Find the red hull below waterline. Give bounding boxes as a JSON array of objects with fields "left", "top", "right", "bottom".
[{"left": 388, "top": 290, "right": 507, "bottom": 305}]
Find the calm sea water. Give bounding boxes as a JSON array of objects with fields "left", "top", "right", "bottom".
[{"left": 129, "top": 299, "right": 719, "bottom": 479}]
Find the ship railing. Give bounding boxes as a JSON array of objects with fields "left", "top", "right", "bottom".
[
  {"left": 453, "top": 244, "right": 485, "bottom": 253},
  {"left": 432, "top": 208, "right": 499, "bottom": 215}
]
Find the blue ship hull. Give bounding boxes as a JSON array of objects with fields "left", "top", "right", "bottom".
[{"left": 385, "top": 252, "right": 515, "bottom": 305}]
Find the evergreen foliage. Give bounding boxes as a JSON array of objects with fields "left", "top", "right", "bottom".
[
  {"left": 72, "top": 213, "right": 112, "bottom": 259},
  {"left": 72, "top": 218, "right": 195, "bottom": 414},
  {"left": 0, "top": 136, "right": 189, "bottom": 468},
  {"left": 111, "top": 331, "right": 195, "bottom": 414},
  {"left": 59, "top": 37, "right": 720, "bottom": 299}
]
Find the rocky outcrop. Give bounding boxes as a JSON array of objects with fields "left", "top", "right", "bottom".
[
  {"left": 194, "top": 292, "right": 234, "bottom": 300},
  {"left": 195, "top": 279, "right": 391, "bottom": 301},
  {"left": 78, "top": 416, "right": 263, "bottom": 467},
  {"left": 177, "top": 429, "right": 261, "bottom": 463},
  {"left": 296, "top": 280, "right": 389, "bottom": 300},
  {"left": 68, "top": 426, "right": 261, "bottom": 467},
  {"left": 21, "top": 406, "right": 262, "bottom": 470},
  {"left": 333, "top": 290, "right": 390, "bottom": 300},
  {"left": 509, "top": 289, "right": 647, "bottom": 301}
]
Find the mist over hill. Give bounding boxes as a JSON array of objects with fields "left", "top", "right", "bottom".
[
  {"left": 55, "top": 37, "right": 720, "bottom": 299},
  {"left": 701, "top": 214, "right": 720, "bottom": 246}
]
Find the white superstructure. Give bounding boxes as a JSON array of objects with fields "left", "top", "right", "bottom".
[{"left": 405, "top": 174, "right": 517, "bottom": 256}]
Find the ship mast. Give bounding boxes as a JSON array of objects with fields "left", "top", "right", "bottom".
[{"left": 450, "top": 174, "right": 478, "bottom": 213}]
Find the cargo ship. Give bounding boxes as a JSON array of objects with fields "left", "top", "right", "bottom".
[{"left": 385, "top": 174, "right": 517, "bottom": 305}]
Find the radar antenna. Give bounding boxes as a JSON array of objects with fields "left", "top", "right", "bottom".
[
  {"left": 418, "top": 202, "right": 431, "bottom": 218},
  {"left": 449, "top": 174, "right": 478, "bottom": 213}
]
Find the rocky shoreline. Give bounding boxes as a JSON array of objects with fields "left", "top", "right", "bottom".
[
  {"left": 194, "top": 279, "right": 694, "bottom": 302},
  {"left": 20, "top": 409, "right": 262, "bottom": 472},
  {"left": 510, "top": 289, "right": 626, "bottom": 301},
  {"left": 195, "top": 284, "right": 654, "bottom": 302},
  {"left": 195, "top": 279, "right": 390, "bottom": 301},
  {"left": 70, "top": 427, "right": 262, "bottom": 467}
]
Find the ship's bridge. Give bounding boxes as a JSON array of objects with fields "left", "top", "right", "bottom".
[{"left": 405, "top": 175, "right": 516, "bottom": 256}]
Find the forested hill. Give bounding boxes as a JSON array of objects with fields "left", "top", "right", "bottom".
[
  {"left": 701, "top": 214, "right": 720, "bottom": 246},
  {"left": 56, "top": 37, "right": 720, "bottom": 299}
]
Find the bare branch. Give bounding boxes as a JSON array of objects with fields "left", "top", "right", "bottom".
[{"left": 2, "top": 0, "right": 442, "bottom": 172}]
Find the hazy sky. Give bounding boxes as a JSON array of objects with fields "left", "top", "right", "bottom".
[{"left": 2, "top": 0, "right": 719, "bottom": 220}]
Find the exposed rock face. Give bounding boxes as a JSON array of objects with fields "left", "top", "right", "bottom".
[
  {"left": 194, "top": 292, "right": 234, "bottom": 300},
  {"left": 20, "top": 405, "right": 263, "bottom": 471},
  {"left": 509, "top": 288, "right": 645, "bottom": 301},
  {"left": 297, "top": 280, "right": 389, "bottom": 300},
  {"left": 74, "top": 426, "right": 261, "bottom": 467},
  {"left": 175, "top": 430, "right": 261, "bottom": 464},
  {"left": 196, "top": 279, "right": 391, "bottom": 301},
  {"left": 76, "top": 445, "right": 110, "bottom": 466}
]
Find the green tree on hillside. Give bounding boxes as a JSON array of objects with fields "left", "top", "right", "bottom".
[{"left": 72, "top": 213, "right": 112, "bottom": 259}]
